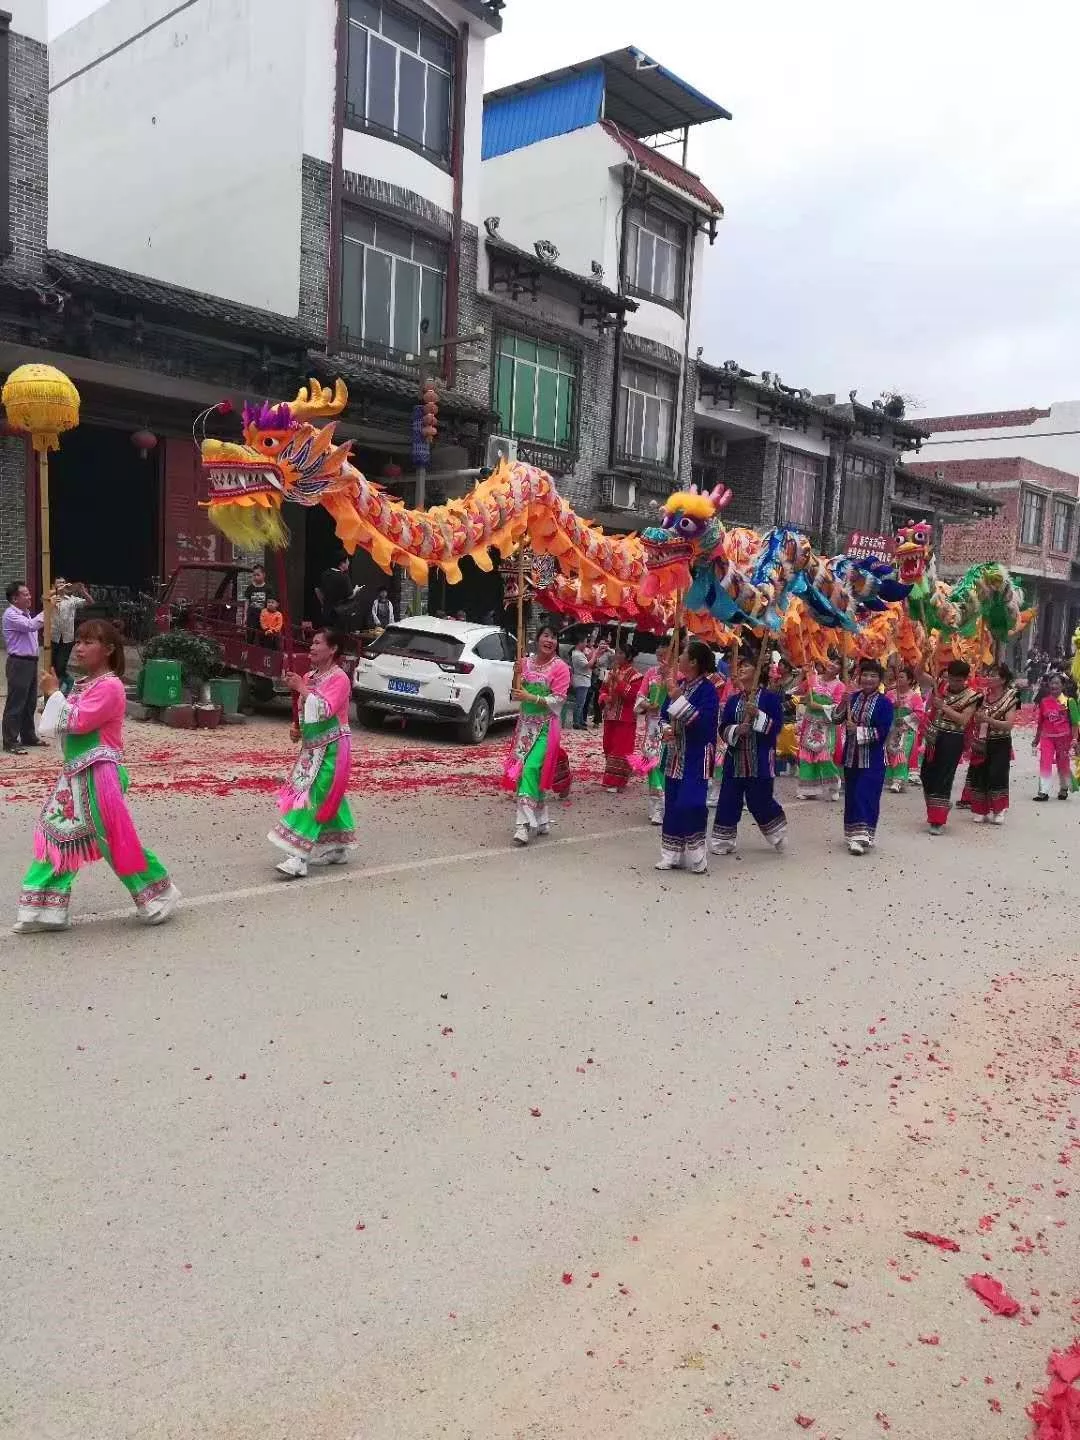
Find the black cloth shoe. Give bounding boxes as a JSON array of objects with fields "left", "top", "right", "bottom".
[{"left": 3, "top": 744, "right": 27, "bottom": 755}]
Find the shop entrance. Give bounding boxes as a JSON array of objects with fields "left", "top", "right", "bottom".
[{"left": 49, "top": 423, "right": 159, "bottom": 599}]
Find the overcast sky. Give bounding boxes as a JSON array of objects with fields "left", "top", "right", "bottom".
[{"left": 49, "top": 0, "right": 1080, "bottom": 415}]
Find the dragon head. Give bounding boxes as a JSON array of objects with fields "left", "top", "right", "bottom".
[
  {"left": 201, "top": 378, "right": 360, "bottom": 551},
  {"left": 640, "top": 484, "right": 733, "bottom": 596},
  {"left": 894, "top": 519, "right": 934, "bottom": 587}
]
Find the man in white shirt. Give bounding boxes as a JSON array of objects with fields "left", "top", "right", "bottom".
[{"left": 50, "top": 578, "right": 92, "bottom": 690}]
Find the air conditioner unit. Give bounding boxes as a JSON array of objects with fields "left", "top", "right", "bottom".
[
  {"left": 611, "top": 477, "right": 637, "bottom": 510},
  {"left": 705, "top": 432, "right": 726, "bottom": 458},
  {"left": 486, "top": 434, "right": 518, "bottom": 468}
]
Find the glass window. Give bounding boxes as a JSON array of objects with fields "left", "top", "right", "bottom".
[
  {"left": 345, "top": 0, "right": 454, "bottom": 162},
  {"left": 840, "top": 451, "right": 887, "bottom": 533},
  {"left": 1051, "top": 499, "right": 1072, "bottom": 552},
  {"left": 340, "top": 211, "right": 446, "bottom": 358},
  {"left": 493, "top": 332, "right": 579, "bottom": 448},
  {"left": 618, "top": 363, "right": 676, "bottom": 464},
  {"left": 624, "top": 204, "right": 686, "bottom": 306},
  {"left": 369, "top": 627, "right": 463, "bottom": 661},
  {"left": 1020, "top": 489, "right": 1047, "bottom": 547},
  {"left": 472, "top": 633, "right": 506, "bottom": 662},
  {"left": 778, "top": 449, "right": 823, "bottom": 530}
]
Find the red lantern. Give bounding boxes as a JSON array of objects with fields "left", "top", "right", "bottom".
[
  {"left": 131, "top": 428, "right": 158, "bottom": 460},
  {"left": 382, "top": 460, "right": 403, "bottom": 480}
]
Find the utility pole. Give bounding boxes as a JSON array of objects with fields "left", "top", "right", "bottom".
[{"left": 410, "top": 324, "right": 486, "bottom": 613}]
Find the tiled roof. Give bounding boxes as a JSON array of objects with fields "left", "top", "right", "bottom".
[
  {"left": 601, "top": 120, "right": 723, "bottom": 215},
  {"left": 484, "top": 231, "right": 636, "bottom": 311},
  {"left": 46, "top": 251, "right": 317, "bottom": 345},
  {"left": 918, "top": 407, "right": 1052, "bottom": 434}
]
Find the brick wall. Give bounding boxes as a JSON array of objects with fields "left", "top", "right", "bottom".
[
  {"left": 907, "top": 455, "right": 1080, "bottom": 496},
  {"left": 0, "top": 434, "right": 29, "bottom": 585},
  {"left": 5, "top": 30, "right": 48, "bottom": 274},
  {"left": 298, "top": 155, "right": 332, "bottom": 337},
  {"left": 722, "top": 436, "right": 769, "bottom": 526}
]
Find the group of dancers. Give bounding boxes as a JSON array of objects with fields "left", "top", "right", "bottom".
[
  {"left": 502, "top": 624, "right": 1077, "bottom": 874},
  {"left": 11, "top": 614, "right": 1076, "bottom": 931},
  {"left": 13, "top": 618, "right": 357, "bottom": 934}
]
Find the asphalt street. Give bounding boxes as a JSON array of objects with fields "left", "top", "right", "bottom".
[{"left": 0, "top": 723, "right": 1076, "bottom": 1440}]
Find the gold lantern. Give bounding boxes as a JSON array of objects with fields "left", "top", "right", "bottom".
[{"left": 2, "top": 364, "right": 82, "bottom": 671}]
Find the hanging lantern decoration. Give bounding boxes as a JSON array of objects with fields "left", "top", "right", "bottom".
[
  {"left": 420, "top": 380, "right": 439, "bottom": 444},
  {"left": 381, "top": 459, "right": 403, "bottom": 481},
  {"left": 1, "top": 363, "right": 80, "bottom": 453},
  {"left": 131, "top": 427, "right": 158, "bottom": 460}
]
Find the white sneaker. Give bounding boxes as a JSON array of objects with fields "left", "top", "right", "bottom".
[
  {"left": 318, "top": 846, "right": 349, "bottom": 866},
  {"left": 139, "top": 883, "right": 182, "bottom": 924},
  {"left": 990, "top": 812, "right": 1005, "bottom": 826},
  {"left": 708, "top": 835, "right": 735, "bottom": 856},
  {"left": 655, "top": 852, "right": 681, "bottom": 870},
  {"left": 276, "top": 854, "right": 308, "bottom": 879},
  {"left": 829, "top": 789, "right": 841, "bottom": 802},
  {"left": 687, "top": 856, "right": 708, "bottom": 875},
  {"left": 13, "top": 912, "right": 70, "bottom": 935},
  {"left": 971, "top": 813, "right": 985, "bottom": 825},
  {"left": 796, "top": 790, "right": 812, "bottom": 801},
  {"left": 847, "top": 839, "right": 866, "bottom": 855},
  {"left": 771, "top": 835, "right": 786, "bottom": 852},
  {"left": 889, "top": 782, "right": 902, "bottom": 794},
  {"left": 513, "top": 825, "right": 530, "bottom": 846}
]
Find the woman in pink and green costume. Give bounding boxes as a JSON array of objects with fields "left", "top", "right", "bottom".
[
  {"left": 633, "top": 640, "right": 670, "bottom": 825},
  {"left": 15, "top": 620, "right": 179, "bottom": 933},
  {"left": 502, "top": 624, "right": 570, "bottom": 845},
  {"left": 271, "top": 628, "right": 356, "bottom": 879}
]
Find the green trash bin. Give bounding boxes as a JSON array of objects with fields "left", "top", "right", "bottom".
[
  {"left": 141, "top": 659, "right": 183, "bottom": 707},
  {"left": 209, "top": 675, "right": 242, "bottom": 717}
]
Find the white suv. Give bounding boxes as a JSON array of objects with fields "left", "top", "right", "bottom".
[{"left": 352, "top": 616, "right": 520, "bottom": 744}]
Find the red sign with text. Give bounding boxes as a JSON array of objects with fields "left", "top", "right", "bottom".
[{"left": 845, "top": 531, "right": 895, "bottom": 560}]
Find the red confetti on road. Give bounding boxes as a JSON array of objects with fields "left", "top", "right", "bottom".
[{"left": 966, "top": 1273, "right": 1021, "bottom": 1317}]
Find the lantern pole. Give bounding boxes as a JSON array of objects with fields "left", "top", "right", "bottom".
[{"left": 38, "top": 447, "right": 53, "bottom": 676}]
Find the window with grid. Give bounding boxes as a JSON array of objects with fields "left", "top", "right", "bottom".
[
  {"left": 339, "top": 211, "right": 445, "bottom": 358},
  {"left": 778, "top": 449, "right": 823, "bottom": 530},
  {"left": 1019, "top": 488, "right": 1046, "bottom": 547},
  {"left": 1051, "top": 498, "right": 1072, "bottom": 552},
  {"left": 345, "top": 0, "right": 453, "bottom": 163},
  {"left": 617, "top": 363, "right": 677, "bottom": 465},
  {"left": 839, "top": 452, "right": 886, "bottom": 533},
  {"left": 493, "top": 334, "right": 577, "bottom": 448},
  {"left": 624, "top": 204, "right": 687, "bottom": 307}
]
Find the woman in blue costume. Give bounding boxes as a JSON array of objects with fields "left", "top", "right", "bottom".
[
  {"left": 656, "top": 640, "right": 720, "bottom": 874},
  {"left": 711, "top": 656, "right": 787, "bottom": 856},
  {"left": 834, "top": 658, "right": 894, "bottom": 855}
]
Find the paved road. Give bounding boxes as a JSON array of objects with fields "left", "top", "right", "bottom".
[{"left": 0, "top": 725, "right": 1076, "bottom": 1439}]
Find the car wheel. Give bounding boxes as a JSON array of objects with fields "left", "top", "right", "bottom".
[
  {"left": 357, "top": 704, "right": 384, "bottom": 729},
  {"left": 460, "top": 694, "right": 492, "bottom": 744}
]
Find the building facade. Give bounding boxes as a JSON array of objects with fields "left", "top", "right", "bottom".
[
  {"left": 0, "top": 0, "right": 506, "bottom": 617},
  {"left": 689, "top": 367, "right": 990, "bottom": 553},
  {"left": 479, "top": 48, "right": 729, "bottom": 529},
  {"left": 905, "top": 455, "right": 1080, "bottom": 655}
]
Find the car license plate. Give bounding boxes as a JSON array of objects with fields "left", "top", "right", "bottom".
[{"left": 388, "top": 678, "right": 420, "bottom": 695}]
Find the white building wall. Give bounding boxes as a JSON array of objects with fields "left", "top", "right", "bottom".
[
  {"left": 913, "top": 401, "right": 1080, "bottom": 477},
  {"left": 341, "top": 130, "right": 455, "bottom": 214},
  {"left": 481, "top": 127, "right": 622, "bottom": 282},
  {"left": 49, "top": 0, "right": 317, "bottom": 317}
]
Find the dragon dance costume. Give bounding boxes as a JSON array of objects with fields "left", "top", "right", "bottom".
[
  {"left": 920, "top": 683, "right": 982, "bottom": 829},
  {"left": 884, "top": 685, "right": 925, "bottom": 791},
  {"left": 966, "top": 684, "right": 1019, "bottom": 819},
  {"left": 841, "top": 689, "right": 894, "bottom": 852},
  {"left": 270, "top": 664, "right": 355, "bottom": 869},
  {"left": 599, "top": 659, "right": 642, "bottom": 789},
  {"left": 502, "top": 654, "right": 570, "bottom": 844},
  {"left": 797, "top": 673, "right": 844, "bottom": 799},
  {"left": 634, "top": 663, "right": 668, "bottom": 825},
  {"left": 15, "top": 674, "right": 178, "bottom": 932},
  {"left": 657, "top": 675, "right": 720, "bottom": 872},
  {"left": 713, "top": 687, "right": 787, "bottom": 854}
]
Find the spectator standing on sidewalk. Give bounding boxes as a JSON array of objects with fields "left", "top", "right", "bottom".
[
  {"left": 569, "top": 635, "right": 595, "bottom": 729},
  {"left": 50, "top": 578, "right": 92, "bottom": 692},
  {"left": 3, "top": 581, "right": 45, "bottom": 754}
]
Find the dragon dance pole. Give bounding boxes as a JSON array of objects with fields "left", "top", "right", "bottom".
[{"left": 514, "top": 537, "right": 527, "bottom": 684}]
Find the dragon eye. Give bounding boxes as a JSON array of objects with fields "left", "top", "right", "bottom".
[{"left": 677, "top": 516, "right": 698, "bottom": 535}]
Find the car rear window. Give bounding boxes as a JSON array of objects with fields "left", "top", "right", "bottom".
[{"left": 369, "top": 627, "right": 464, "bottom": 662}]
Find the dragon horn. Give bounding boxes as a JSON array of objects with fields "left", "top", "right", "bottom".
[
  {"left": 710, "top": 484, "right": 733, "bottom": 511},
  {"left": 289, "top": 376, "right": 349, "bottom": 422}
]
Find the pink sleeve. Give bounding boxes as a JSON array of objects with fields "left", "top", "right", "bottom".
[
  {"left": 321, "top": 668, "right": 352, "bottom": 721},
  {"left": 549, "top": 658, "right": 571, "bottom": 700},
  {"left": 66, "top": 676, "right": 125, "bottom": 734}
]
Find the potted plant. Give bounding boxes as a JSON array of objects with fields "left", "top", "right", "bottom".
[{"left": 140, "top": 631, "right": 225, "bottom": 726}]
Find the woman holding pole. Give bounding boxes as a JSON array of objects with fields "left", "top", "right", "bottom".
[
  {"left": 599, "top": 640, "right": 643, "bottom": 790},
  {"left": 712, "top": 649, "right": 788, "bottom": 856},
  {"left": 656, "top": 638, "right": 720, "bottom": 874},
  {"left": 503, "top": 624, "right": 570, "bottom": 846}
]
